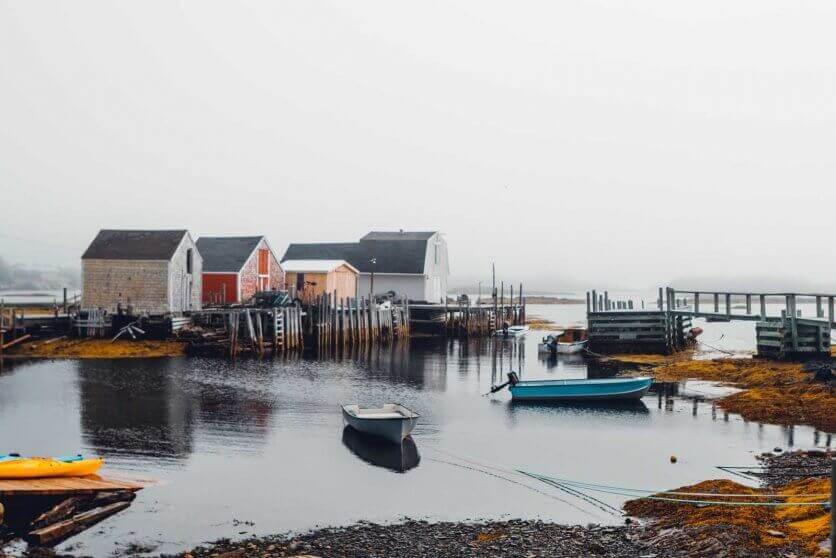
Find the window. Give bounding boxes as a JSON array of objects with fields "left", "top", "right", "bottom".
[
  {"left": 258, "top": 249, "right": 269, "bottom": 275},
  {"left": 296, "top": 273, "right": 305, "bottom": 291},
  {"left": 186, "top": 249, "right": 193, "bottom": 274}
]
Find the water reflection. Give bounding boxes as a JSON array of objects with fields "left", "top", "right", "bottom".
[
  {"left": 76, "top": 359, "right": 195, "bottom": 460},
  {"left": 76, "top": 357, "right": 279, "bottom": 462},
  {"left": 341, "top": 427, "right": 421, "bottom": 473},
  {"left": 0, "top": 326, "right": 831, "bottom": 556},
  {"left": 508, "top": 399, "right": 649, "bottom": 415}
]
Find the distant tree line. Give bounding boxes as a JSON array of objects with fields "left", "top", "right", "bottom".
[{"left": 0, "top": 256, "right": 79, "bottom": 290}]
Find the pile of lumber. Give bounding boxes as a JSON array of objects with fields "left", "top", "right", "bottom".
[
  {"left": 0, "top": 479, "right": 141, "bottom": 547},
  {"left": 180, "top": 325, "right": 230, "bottom": 355}
]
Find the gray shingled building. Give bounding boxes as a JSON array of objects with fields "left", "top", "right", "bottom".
[{"left": 81, "top": 229, "right": 202, "bottom": 314}]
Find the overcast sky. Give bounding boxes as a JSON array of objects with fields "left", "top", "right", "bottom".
[{"left": 1, "top": 1, "right": 834, "bottom": 291}]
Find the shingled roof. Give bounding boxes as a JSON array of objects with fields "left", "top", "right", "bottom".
[
  {"left": 196, "top": 236, "right": 264, "bottom": 273},
  {"left": 82, "top": 230, "right": 189, "bottom": 260},
  {"left": 282, "top": 231, "right": 437, "bottom": 274}
]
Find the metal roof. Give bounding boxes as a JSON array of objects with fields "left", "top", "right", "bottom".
[
  {"left": 196, "top": 236, "right": 264, "bottom": 273},
  {"left": 81, "top": 230, "right": 189, "bottom": 261},
  {"left": 360, "top": 231, "right": 436, "bottom": 241},
  {"left": 281, "top": 259, "right": 359, "bottom": 274},
  {"left": 282, "top": 231, "right": 437, "bottom": 274}
]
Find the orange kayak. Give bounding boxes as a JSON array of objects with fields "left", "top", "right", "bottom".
[{"left": 0, "top": 457, "right": 103, "bottom": 479}]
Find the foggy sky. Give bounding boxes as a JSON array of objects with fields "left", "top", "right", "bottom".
[{"left": 1, "top": 1, "right": 834, "bottom": 291}]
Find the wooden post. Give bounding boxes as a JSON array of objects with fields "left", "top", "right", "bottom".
[
  {"left": 592, "top": 289, "right": 598, "bottom": 313},
  {"left": 788, "top": 295, "right": 799, "bottom": 352},
  {"left": 604, "top": 290, "right": 609, "bottom": 311},
  {"left": 760, "top": 294, "right": 767, "bottom": 320},
  {"left": 816, "top": 296, "right": 823, "bottom": 319},
  {"left": 657, "top": 287, "right": 663, "bottom": 311},
  {"left": 586, "top": 292, "right": 591, "bottom": 314},
  {"left": 725, "top": 293, "right": 731, "bottom": 318},
  {"left": 255, "top": 311, "right": 264, "bottom": 356},
  {"left": 500, "top": 282, "right": 504, "bottom": 324},
  {"left": 713, "top": 293, "right": 719, "bottom": 314},
  {"left": 511, "top": 283, "right": 517, "bottom": 325},
  {"left": 694, "top": 292, "right": 700, "bottom": 314},
  {"left": 746, "top": 294, "right": 752, "bottom": 315},
  {"left": 829, "top": 296, "right": 835, "bottom": 330},
  {"left": 829, "top": 458, "right": 835, "bottom": 558}
]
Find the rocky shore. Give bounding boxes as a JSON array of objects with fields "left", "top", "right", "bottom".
[{"left": 162, "top": 520, "right": 644, "bottom": 558}]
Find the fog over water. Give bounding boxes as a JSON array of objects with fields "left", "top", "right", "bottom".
[{"left": 1, "top": 2, "right": 834, "bottom": 290}]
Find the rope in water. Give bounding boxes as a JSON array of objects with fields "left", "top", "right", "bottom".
[
  {"left": 519, "top": 472, "right": 829, "bottom": 506},
  {"left": 426, "top": 446, "right": 830, "bottom": 508},
  {"left": 422, "top": 454, "right": 608, "bottom": 519},
  {"left": 424, "top": 447, "right": 622, "bottom": 516},
  {"left": 696, "top": 339, "right": 737, "bottom": 356},
  {"left": 517, "top": 473, "right": 831, "bottom": 499}
]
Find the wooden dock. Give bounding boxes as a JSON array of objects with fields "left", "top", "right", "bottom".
[
  {"left": 0, "top": 475, "right": 144, "bottom": 547},
  {"left": 189, "top": 305, "right": 304, "bottom": 356},
  {"left": 410, "top": 283, "right": 526, "bottom": 338},
  {"left": 0, "top": 475, "right": 143, "bottom": 497},
  {"left": 586, "top": 287, "right": 834, "bottom": 358}
]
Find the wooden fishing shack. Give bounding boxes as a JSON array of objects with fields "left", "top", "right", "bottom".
[{"left": 282, "top": 260, "right": 360, "bottom": 304}]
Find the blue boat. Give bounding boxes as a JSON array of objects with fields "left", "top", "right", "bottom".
[{"left": 492, "top": 373, "right": 652, "bottom": 401}]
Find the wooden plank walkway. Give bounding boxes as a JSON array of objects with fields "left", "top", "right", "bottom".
[{"left": 0, "top": 475, "right": 144, "bottom": 497}]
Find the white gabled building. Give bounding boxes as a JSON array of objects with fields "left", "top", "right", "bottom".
[{"left": 282, "top": 230, "right": 449, "bottom": 303}]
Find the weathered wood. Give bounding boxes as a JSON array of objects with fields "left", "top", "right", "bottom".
[
  {"left": 26, "top": 501, "right": 131, "bottom": 545},
  {"left": 29, "top": 497, "right": 88, "bottom": 530},
  {"left": 1, "top": 334, "right": 31, "bottom": 350},
  {"left": 0, "top": 477, "right": 143, "bottom": 498}
]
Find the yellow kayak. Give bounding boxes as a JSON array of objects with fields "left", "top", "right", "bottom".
[{"left": 0, "top": 457, "right": 103, "bottom": 479}]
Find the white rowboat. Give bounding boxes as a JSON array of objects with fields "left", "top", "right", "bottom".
[
  {"left": 341, "top": 403, "right": 420, "bottom": 444},
  {"left": 493, "top": 325, "right": 530, "bottom": 338}
]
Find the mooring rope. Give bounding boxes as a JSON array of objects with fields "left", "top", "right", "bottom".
[
  {"left": 696, "top": 339, "right": 737, "bottom": 356},
  {"left": 422, "top": 454, "right": 607, "bottom": 519},
  {"left": 425, "top": 446, "right": 622, "bottom": 516},
  {"left": 518, "top": 472, "right": 830, "bottom": 504},
  {"left": 424, "top": 446, "right": 830, "bottom": 511},
  {"left": 520, "top": 470, "right": 831, "bottom": 499},
  {"left": 515, "top": 471, "right": 625, "bottom": 516}
]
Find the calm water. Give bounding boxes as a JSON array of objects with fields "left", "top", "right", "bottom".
[{"left": 0, "top": 304, "right": 831, "bottom": 556}]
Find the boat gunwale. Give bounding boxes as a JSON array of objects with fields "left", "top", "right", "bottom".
[
  {"left": 341, "top": 404, "right": 421, "bottom": 421},
  {"left": 513, "top": 376, "right": 651, "bottom": 388}
]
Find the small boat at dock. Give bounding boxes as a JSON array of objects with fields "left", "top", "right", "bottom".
[
  {"left": 341, "top": 403, "right": 420, "bottom": 444},
  {"left": 538, "top": 326, "right": 588, "bottom": 354},
  {"left": 491, "top": 372, "right": 652, "bottom": 402},
  {"left": 494, "top": 325, "right": 530, "bottom": 338}
]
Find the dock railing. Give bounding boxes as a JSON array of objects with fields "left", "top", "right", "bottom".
[{"left": 586, "top": 287, "right": 834, "bottom": 357}]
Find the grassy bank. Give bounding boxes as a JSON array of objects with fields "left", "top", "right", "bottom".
[
  {"left": 7, "top": 338, "right": 185, "bottom": 359},
  {"left": 614, "top": 351, "right": 836, "bottom": 433}
]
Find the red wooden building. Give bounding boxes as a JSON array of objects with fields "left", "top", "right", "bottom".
[{"left": 196, "top": 236, "right": 284, "bottom": 305}]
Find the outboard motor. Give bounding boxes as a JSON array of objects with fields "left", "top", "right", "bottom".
[{"left": 489, "top": 371, "right": 520, "bottom": 393}]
